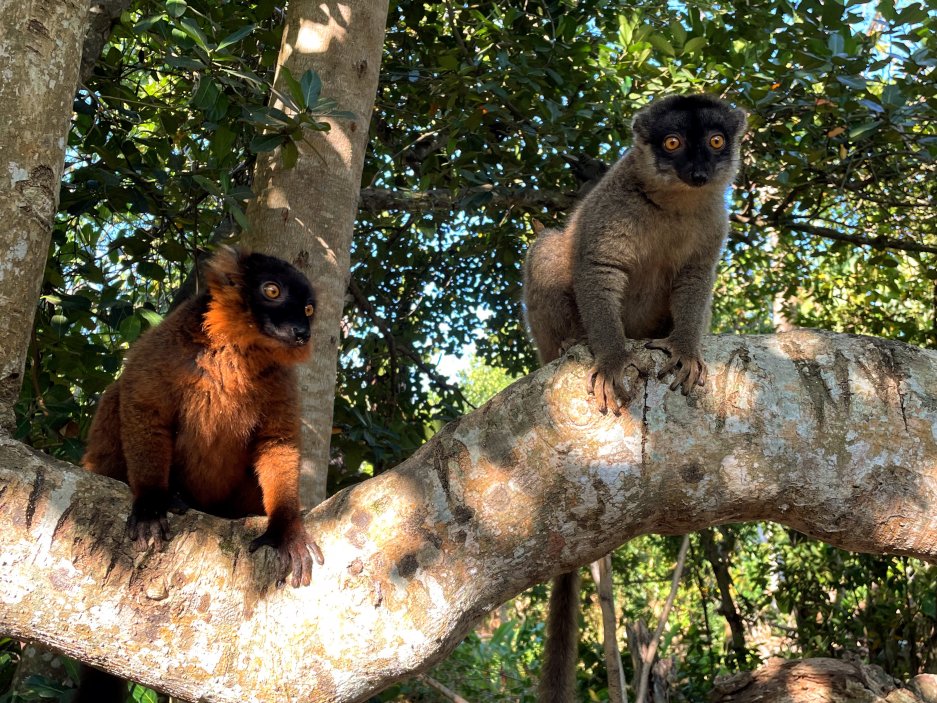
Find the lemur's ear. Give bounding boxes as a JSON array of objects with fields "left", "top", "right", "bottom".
[{"left": 205, "top": 246, "right": 248, "bottom": 289}]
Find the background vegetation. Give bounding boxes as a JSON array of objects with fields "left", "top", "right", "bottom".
[{"left": 5, "top": 0, "right": 936, "bottom": 700}]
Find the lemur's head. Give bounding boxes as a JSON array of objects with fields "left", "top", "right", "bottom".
[
  {"left": 203, "top": 247, "right": 316, "bottom": 363},
  {"left": 631, "top": 94, "right": 747, "bottom": 189}
]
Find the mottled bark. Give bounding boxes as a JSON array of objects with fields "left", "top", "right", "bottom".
[
  {"left": 242, "top": 0, "right": 388, "bottom": 508},
  {"left": 0, "top": 0, "right": 89, "bottom": 433},
  {"left": 1, "top": 331, "right": 937, "bottom": 703}
]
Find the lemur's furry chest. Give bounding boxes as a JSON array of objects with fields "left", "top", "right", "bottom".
[
  {"left": 172, "top": 346, "right": 267, "bottom": 481},
  {"left": 183, "top": 347, "right": 265, "bottom": 437}
]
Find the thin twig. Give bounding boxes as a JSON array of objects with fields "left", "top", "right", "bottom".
[{"left": 418, "top": 675, "right": 473, "bottom": 703}]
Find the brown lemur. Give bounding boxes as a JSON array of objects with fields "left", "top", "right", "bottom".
[
  {"left": 523, "top": 94, "right": 746, "bottom": 702},
  {"left": 78, "top": 247, "right": 325, "bottom": 701}
]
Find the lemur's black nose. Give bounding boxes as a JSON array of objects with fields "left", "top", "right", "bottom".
[{"left": 293, "top": 327, "right": 310, "bottom": 345}]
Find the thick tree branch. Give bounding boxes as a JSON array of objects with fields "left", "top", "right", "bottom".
[
  {"left": 243, "top": 0, "right": 388, "bottom": 508},
  {"left": 358, "top": 187, "right": 937, "bottom": 255},
  {"left": 2, "top": 330, "right": 937, "bottom": 703},
  {"left": 359, "top": 185, "right": 576, "bottom": 214},
  {"left": 79, "top": 0, "right": 132, "bottom": 84},
  {"left": 731, "top": 213, "right": 937, "bottom": 255}
]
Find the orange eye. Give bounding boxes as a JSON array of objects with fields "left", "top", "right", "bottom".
[
  {"left": 262, "top": 282, "right": 280, "bottom": 299},
  {"left": 304, "top": 304, "right": 314, "bottom": 317},
  {"left": 663, "top": 135, "right": 682, "bottom": 151},
  {"left": 709, "top": 134, "right": 725, "bottom": 149}
]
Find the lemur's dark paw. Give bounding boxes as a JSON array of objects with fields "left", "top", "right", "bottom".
[
  {"left": 127, "top": 497, "right": 171, "bottom": 550},
  {"left": 646, "top": 339, "right": 707, "bottom": 395},
  {"left": 250, "top": 522, "right": 323, "bottom": 588}
]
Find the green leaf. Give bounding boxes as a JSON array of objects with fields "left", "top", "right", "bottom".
[
  {"left": 682, "top": 36, "right": 707, "bottom": 55},
  {"left": 138, "top": 309, "right": 163, "bottom": 328},
  {"left": 157, "top": 239, "right": 188, "bottom": 262},
  {"left": 226, "top": 184, "right": 254, "bottom": 200},
  {"left": 835, "top": 74, "right": 866, "bottom": 91},
  {"left": 897, "top": 2, "right": 928, "bottom": 24},
  {"left": 243, "top": 106, "right": 294, "bottom": 128},
  {"left": 281, "top": 138, "right": 299, "bottom": 169},
  {"left": 848, "top": 120, "right": 878, "bottom": 139},
  {"left": 300, "top": 69, "right": 322, "bottom": 109},
  {"left": 881, "top": 83, "right": 905, "bottom": 107},
  {"left": 827, "top": 33, "right": 845, "bottom": 55},
  {"left": 136, "top": 261, "right": 166, "bottom": 280},
  {"left": 191, "top": 76, "right": 221, "bottom": 109},
  {"left": 133, "top": 14, "right": 165, "bottom": 33},
  {"left": 62, "top": 657, "right": 82, "bottom": 684},
  {"left": 227, "top": 201, "right": 251, "bottom": 231},
  {"left": 617, "top": 14, "right": 633, "bottom": 45},
  {"left": 210, "top": 126, "right": 237, "bottom": 161},
  {"left": 217, "top": 24, "right": 256, "bottom": 51},
  {"left": 165, "top": 54, "right": 206, "bottom": 71},
  {"left": 192, "top": 174, "right": 222, "bottom": 196},
  {"left": 249, "top": 133, "right": 287, "bottom": 152},
  {"left": 119, "top": 315, "right": 142, "bottom": 342},
  {"left": 166, "top": 0, "right": 186, "bottom": 18},
  {"left": 279, "top": 65, "right": 304, "bottom": 108},
  {"left": 130, "top": 684, "right": 159, "bottom": 703},
  {"left": 20, "top": 675, "right": 66, "bottom": 698},
  {"left": 648, "top": 34, "right": 675, "bottom": 57},
  {"left": 669, "top": 20, "right": 687, "bottom": 49},
  {"left": 178, "top": 16, "right": 210, "bottom": 51}
]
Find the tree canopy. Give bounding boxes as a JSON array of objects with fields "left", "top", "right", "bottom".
[{"left": 5, "top": 0, "right": 937, "bottom": 701}]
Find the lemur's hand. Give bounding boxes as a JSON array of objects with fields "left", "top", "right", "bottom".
[{"left": 646, "top": 338, "right": 707, "bottom": 395}]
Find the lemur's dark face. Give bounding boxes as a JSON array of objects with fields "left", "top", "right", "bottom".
[
  {"left": 632, "top": 94, "right": 746, "bottom": 189},
  {"left": 241, "top": 253, "right": 316, "bottom": 348}
]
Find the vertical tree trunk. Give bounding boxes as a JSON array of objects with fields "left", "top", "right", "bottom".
[
  {"left": 0, "top": 0, "right": 89, "bottom": 692},
  {"left": 699, "top": 528, "right": 749, "bottom": 668},
  {"left": 243, "top": 0, "right": 388, "bottom": 507},
  {"left": 0, "top": 0, "right": 89, "bottom": 434},
  {"left": 590, "top": 554, "right": 629, "bottom": 703}
]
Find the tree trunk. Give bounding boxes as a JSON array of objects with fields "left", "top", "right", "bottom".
[
  {"left": 589, "top": 554, "right": 628, "bottom": 703},
  {"left": 242, "top": 0, "right": 388, "bottom": 508},
  {"left": 699, "top": 528, "right": 749, "bottom": 668},
  {"left": 1, "top": 331, "right": 937, "bottom": 703},
  {"left": 0, "top": 0, "right": 88, "bottom": 434}
]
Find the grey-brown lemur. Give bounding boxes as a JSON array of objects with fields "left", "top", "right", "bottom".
[{"left": 522, "top": 93, "right": 746, "bottom": 703}]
